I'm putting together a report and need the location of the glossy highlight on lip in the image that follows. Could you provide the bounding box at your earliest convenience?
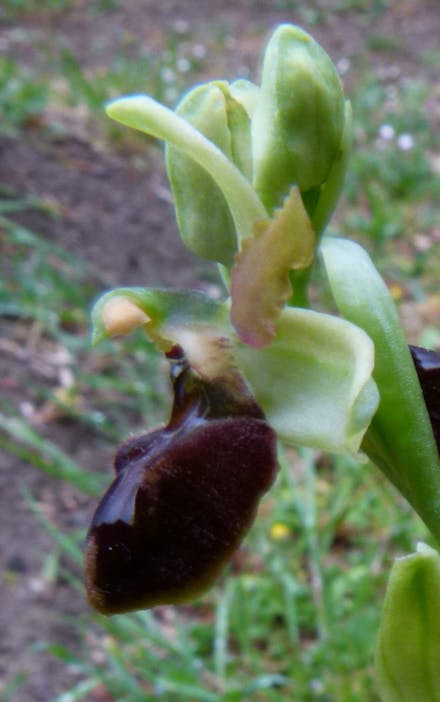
[85,345,278,615]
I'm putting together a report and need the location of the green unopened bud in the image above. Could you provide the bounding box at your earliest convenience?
[229,78,260,119]
[166,81,252,267]
[376,543,440,702]
[252,24,346,212]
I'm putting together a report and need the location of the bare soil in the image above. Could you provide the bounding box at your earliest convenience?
[1,0,439,699]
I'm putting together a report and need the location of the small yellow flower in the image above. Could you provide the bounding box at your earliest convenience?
[389,283,403,301]
[270,522,290,541]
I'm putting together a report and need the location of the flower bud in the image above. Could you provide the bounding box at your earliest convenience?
[375,543,440,702]
[252,24,346,212]
[229,79,260,119]
[85,344,278,614]
[166,81,252,266]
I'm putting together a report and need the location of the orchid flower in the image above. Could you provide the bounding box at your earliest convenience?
[85,31,440,689]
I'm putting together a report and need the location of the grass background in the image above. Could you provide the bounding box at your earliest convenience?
[0,0,439,700]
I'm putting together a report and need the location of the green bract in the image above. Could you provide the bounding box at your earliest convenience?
[376,543,440,702]
[322,237,440,543]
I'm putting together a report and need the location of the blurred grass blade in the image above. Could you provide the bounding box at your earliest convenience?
[98,638,146,696]
[24,491,84,565]
[214,580,233,683]
[321,236,440,543]
[0,412,106,495]
[0,673,26,702]
[242,674,289,694]
[279,572,300,646]
[60,48,104,110]
[52,678,102,702]
[155,680,218,701]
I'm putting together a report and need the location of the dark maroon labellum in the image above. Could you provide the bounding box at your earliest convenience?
[410,345,440,453]
[85,345,278,614]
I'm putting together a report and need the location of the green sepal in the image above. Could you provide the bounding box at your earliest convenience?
[376,543,440,702]
[321,237,440,543]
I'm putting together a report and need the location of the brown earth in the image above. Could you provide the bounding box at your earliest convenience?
[1,1,439,700]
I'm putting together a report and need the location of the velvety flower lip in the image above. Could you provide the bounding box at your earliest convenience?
[85,344,278,615]
[410,345,440,453]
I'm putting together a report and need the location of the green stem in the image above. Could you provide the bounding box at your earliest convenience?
[288,268,311,308]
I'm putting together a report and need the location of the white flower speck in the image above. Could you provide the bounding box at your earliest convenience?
[397,133,415,151]
[165,87,178,103]
[176,57,191,73]
[378,124,395,141]
[192,43,207,60]
[336,57,350,75]
[161,67,175,83]
[172,19,190,34]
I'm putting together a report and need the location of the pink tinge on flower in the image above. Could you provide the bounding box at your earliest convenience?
[230,186,315,348]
